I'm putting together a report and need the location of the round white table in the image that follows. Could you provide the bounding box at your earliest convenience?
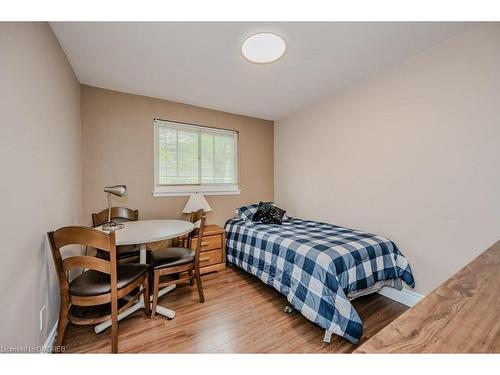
[94,219,195,334]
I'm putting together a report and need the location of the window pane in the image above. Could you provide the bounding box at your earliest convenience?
[156,120,237,187]
[158,127,178,184]
[201,131,235,184]
[201,133,215,183]
[158,126,199,185]
[176,130,198,184]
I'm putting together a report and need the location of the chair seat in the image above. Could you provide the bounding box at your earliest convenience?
[69,264,149,297]
[150,247,195,270]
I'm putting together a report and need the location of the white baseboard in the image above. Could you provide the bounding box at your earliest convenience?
[41,320,58,353]
[378,287,424,307]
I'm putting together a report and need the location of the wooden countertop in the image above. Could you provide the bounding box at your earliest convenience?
[355,240,500,353]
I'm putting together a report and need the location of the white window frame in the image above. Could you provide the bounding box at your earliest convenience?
[153,119,240,197]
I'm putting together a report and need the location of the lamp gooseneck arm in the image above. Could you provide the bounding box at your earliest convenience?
[107,193,112,224]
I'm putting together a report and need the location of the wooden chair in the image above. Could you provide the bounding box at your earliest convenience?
[92,207,141,263]
[47,226,150,353]
[150,209,206,318]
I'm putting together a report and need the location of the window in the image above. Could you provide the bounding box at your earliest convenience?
[153,119,239,196]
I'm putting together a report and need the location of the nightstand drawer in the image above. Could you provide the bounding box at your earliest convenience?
[192,234,222,251]
[199,249,222,267]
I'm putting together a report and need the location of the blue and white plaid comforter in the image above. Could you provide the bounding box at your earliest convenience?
[225,217,415,344]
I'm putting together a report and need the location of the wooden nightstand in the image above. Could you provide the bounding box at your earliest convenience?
[184,224,226,275]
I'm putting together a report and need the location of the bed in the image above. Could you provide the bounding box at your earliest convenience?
[225,207,415,344]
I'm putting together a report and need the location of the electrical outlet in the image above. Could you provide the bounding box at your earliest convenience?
[39,305,46,331]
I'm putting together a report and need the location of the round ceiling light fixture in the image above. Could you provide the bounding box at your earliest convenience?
[241,32,286,64]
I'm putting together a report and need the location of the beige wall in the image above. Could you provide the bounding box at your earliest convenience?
[275,24,500,295]
[81,86,274,227]
[0,23,81,347]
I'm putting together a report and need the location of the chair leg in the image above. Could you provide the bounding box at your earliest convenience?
[111,297,118,353]
[143,275,151,317]
[151,271,160,318]
[54,294,69,352]
[195,269,205,303]
[188,270,194,286]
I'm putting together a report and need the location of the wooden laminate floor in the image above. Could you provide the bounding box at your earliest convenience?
[63,267,408,353]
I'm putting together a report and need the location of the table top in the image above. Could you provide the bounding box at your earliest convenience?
[354,240,500,353]
[102,219,195,245]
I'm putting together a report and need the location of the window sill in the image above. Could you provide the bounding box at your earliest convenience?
[152,187,241,197]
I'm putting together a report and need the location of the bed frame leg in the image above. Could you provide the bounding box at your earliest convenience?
[283,305,295,314]
[323,330,332,343]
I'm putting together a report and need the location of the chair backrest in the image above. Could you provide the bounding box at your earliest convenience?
[47,226,117,295]
[188,209,206,238]
[187,209,206,260]
[92,207,139,227]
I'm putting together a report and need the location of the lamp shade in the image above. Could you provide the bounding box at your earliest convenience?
[182,193,212,213]
[104,185,127,197]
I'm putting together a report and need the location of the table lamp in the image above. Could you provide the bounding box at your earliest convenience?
[102,184,127,231]
[182,193,212,214]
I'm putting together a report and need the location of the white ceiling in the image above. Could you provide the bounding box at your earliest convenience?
[51,22,473,120]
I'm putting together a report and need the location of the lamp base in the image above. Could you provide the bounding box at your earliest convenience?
[102,222,124,232]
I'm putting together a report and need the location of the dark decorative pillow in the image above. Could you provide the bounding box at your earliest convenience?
[251,201,270,222]
[252,201,286,225]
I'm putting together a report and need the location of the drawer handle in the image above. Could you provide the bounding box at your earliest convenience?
[201,241,210,247]
[199,256,210,262]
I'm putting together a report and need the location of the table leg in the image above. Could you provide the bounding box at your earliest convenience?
[94,243,176,334]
